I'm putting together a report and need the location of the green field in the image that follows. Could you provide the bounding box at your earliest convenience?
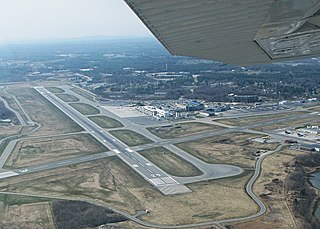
[45,87,65,94]
[69,103,100,115]
[56,94,79,103]
[88,116,123,129]
[139,147,202,177]
[0,194,50,207]
[71,88,96,101]
[109,129,153,147]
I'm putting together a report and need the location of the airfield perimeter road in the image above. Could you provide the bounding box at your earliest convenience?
[0,96,25,126]
[1,85,317,228]
[0,145,283,229]
[34,87,194,195]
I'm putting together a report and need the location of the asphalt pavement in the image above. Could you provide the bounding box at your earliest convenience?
[34,87,192,195]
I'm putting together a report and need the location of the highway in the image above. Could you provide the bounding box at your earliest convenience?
[34,87,192,195]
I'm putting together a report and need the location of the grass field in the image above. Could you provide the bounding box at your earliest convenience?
[233,149,305,229]
[255,115,320,131]
[308,105,320,112]
[0,200,55,229]
[139,147,203,177]
[88,115,123,129]
[176,132,278,169]
[110,129,153,147]
[69,103,100,115]
[71,88,96,101]
[0,126,22,140]
[0,100,20,125]
[1,95,28,123]
[7,87,83,136]
[215,111,307,127]
[45,87,65,94]
[5,134,108,169]
[147,122,223,139]
[0,158,257,225]
[0,194,50,207]
[56,94,79,103]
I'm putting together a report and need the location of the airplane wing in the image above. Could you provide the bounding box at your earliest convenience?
[124,0,320,65]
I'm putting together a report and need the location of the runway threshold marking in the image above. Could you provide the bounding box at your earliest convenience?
[0,171,19,179]
[126,148,134,153]
[113,149,121,154]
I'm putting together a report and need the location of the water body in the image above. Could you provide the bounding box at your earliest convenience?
[309,171,320,221]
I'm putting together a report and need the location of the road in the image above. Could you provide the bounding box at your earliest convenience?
[13,151,116,175]
[34,87,192,195]
[0,96,26,126]
[0,139,280,229]
[1,85,316,228]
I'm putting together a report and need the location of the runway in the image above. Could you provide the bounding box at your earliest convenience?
[34,87,192,195]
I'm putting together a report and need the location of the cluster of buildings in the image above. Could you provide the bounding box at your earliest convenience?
[228,94,261,103]
[297,126,320,135]
[140,100,230,119]
[279,98,318,105]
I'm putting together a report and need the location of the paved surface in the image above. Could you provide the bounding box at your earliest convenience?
[0,96,26,126]
[1,85,318,228]
[34,87,192,195]
[12,151,116,175]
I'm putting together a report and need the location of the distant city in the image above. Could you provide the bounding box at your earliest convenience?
[0,38,319,103]
[0,37,320,229]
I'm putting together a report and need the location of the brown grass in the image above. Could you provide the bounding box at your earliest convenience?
[0,158,257,226]
[139,147,203,177]
[255,115,320,131]
[109,129,153,147]
[0,202,54,229]
[7,87,83,136]
[5,134,108,169]
[148,122,223,139]
[177,132,278,169]
[0,126,22,139]
[232,149,305,229]
[216,111,306,127]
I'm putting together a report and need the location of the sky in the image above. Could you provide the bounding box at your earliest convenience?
[0,0,152,43]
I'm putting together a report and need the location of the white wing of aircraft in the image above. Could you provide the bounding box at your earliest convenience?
[124,0,320,65]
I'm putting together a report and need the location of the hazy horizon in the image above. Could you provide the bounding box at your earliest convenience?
[0,0,152,44]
